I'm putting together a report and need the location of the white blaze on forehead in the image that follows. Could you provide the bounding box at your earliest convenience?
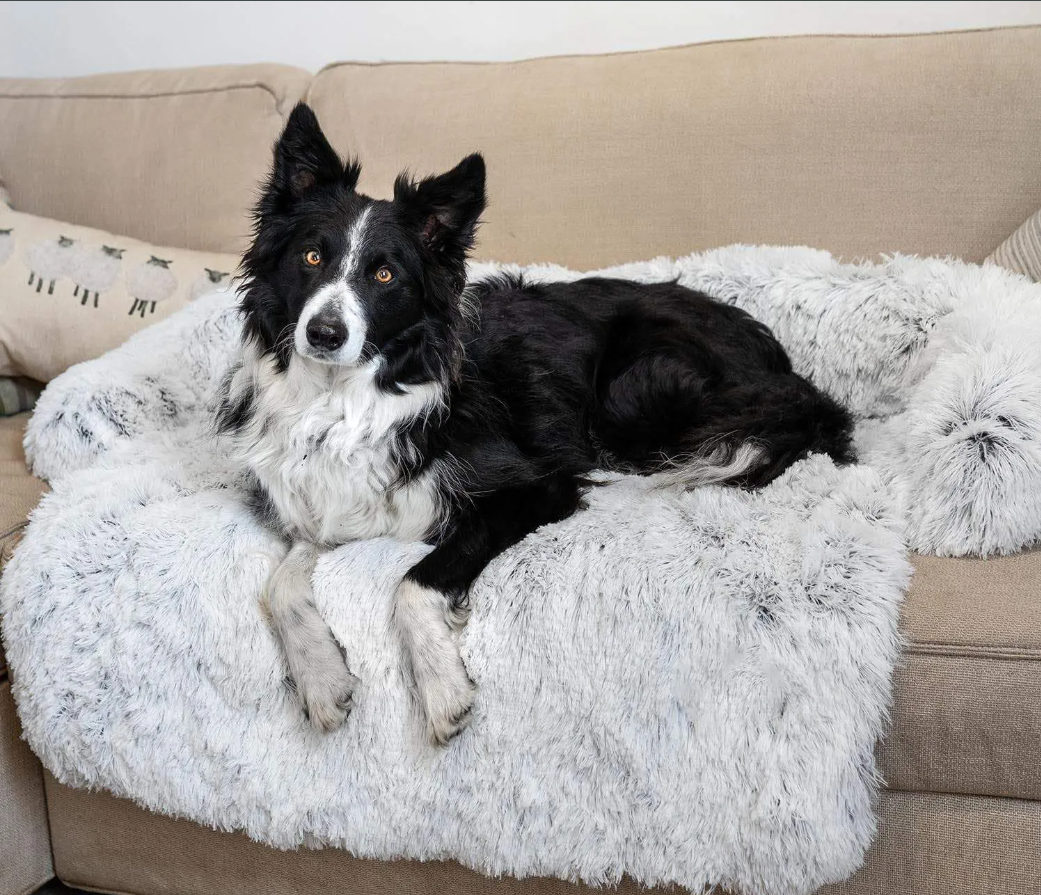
[294,207,373,365]
[340,206,373,278]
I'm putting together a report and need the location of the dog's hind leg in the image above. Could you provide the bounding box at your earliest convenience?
[394,474,583,746]
[267,541,359,732]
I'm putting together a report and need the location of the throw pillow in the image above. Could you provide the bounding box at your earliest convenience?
[987,208,1041,282]
[0,204,239,381]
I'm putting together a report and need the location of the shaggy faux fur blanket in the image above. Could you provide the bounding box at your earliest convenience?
[4,246,1039,894]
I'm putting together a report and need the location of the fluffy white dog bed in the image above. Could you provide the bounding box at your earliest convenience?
[4,246,1040,894]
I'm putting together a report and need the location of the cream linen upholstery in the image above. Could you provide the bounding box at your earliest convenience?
[0,416,50,895]
[1,416,52,895]
[41,779,1041,895]
[902,552,1041,655]
[308,28,1041,269]
[4,31,1039,268]
[0,65,310,255]
[0,414,47,679]
[875,553,1041,803]
[0,682,52,895]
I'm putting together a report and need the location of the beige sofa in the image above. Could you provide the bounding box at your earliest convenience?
[2,25,1041,895]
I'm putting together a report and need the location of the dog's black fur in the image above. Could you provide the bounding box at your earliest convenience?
[401,272,855,598]
[224,103,855,741]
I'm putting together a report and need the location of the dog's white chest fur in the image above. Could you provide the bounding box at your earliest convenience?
[229,345,443,545]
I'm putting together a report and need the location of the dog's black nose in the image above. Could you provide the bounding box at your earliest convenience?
[306,314,347,352]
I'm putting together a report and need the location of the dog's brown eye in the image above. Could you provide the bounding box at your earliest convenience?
[304,250,322,267]
[375,266,394,284]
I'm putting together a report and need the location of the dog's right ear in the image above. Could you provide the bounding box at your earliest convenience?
[269,103,360,205]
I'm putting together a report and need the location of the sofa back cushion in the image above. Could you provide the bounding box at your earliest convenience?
[309,27,1041,268]
[0,64,310,255]
[2,28,1039,269]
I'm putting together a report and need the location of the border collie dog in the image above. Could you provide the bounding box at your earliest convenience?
[219,104,855,745]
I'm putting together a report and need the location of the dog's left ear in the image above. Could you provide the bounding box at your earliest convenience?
[394,154,486,254]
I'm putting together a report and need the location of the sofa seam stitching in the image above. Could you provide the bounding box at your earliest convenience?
[312,23,1040,75]
[906,643,1041,661]
[0,82,288,104]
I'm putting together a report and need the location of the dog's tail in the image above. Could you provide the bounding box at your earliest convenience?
[658,374,856,490]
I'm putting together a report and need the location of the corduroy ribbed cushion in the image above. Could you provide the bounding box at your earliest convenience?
[988,208,1041,282]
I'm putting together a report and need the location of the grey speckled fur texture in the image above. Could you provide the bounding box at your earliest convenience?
[5,244,1036,893]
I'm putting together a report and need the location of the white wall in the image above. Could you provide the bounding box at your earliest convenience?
[1,0,1040,78]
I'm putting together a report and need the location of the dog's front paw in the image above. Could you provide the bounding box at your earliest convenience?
[298,662,360,732]
[420,658,476,746]
[286,642,360,733]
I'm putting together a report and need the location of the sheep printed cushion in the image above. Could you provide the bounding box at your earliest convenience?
[0,203,238,381]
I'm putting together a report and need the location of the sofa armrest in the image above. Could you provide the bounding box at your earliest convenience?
[0,411,50,680]
[0,410,55,894]
[1,676,53,895]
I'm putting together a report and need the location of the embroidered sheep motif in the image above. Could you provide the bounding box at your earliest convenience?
[189,267,233,302]
[0,228,13,267]
[127,256,177,317]
[70,244,125,308]
[26,235,76,294]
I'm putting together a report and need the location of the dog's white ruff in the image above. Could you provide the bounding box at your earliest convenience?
[5,245,1039,894]
[225,342,444,544]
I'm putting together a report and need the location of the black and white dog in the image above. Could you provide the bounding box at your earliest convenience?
[219,104,855,745]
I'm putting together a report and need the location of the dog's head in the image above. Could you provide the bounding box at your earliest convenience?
[241,103,485,383]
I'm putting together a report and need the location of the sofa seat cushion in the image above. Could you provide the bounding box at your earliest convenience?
[0,413,46,678]
[880,550,1041,800]
[39,777,1041,895]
